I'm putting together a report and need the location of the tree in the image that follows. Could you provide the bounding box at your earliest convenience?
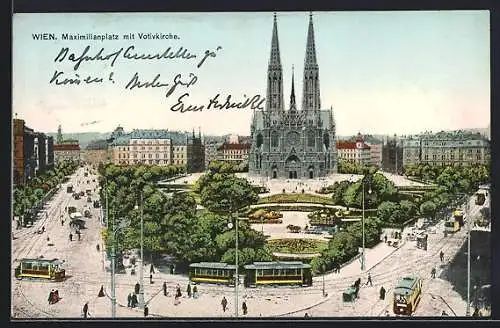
[377,201,400,223]
[420,201,437,219]
[200,174,258,215]
[399,200,418,219]
[331,181,351,206]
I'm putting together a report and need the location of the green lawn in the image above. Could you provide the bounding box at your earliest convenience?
[266,239,328,254]
[258,193,334,205]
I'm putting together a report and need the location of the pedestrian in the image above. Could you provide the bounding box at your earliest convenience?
[150,263,155,274]
[385,310,390,316]
[82,302,90,318]
[163,281,167,296]
[42,226,45,233]
[69,233,73,241]
[193,285,198,299]
[440,251,444,262]
[144,305,149,317]
[53,290,60,303]
[221,296,227,312]
[384,235,387,243]
[187,283,192,298]
[135,282,140,294]
[304,312,309,318]
[472,308,480,317]
[379,286,386,300]
[132,294,138,308]
[242,301,248,315]
[96,244,100,252]
[176,285,182,298]
[48,290,54,305]
[441,310,448,316]
[77,232,81,241]
[336,263,341,274]
[431,267,436,279]
[127,293,132,307]
[98,285,105,297]
[367,273,373,287]
[150,273,153,284]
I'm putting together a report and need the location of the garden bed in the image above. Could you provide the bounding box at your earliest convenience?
[266,238,328,254]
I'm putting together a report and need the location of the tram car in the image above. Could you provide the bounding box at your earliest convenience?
[244,261,312,287]
[189,262,237,285]
[188,261,313,287]
[14,258,66,281]
[392,276,422,316]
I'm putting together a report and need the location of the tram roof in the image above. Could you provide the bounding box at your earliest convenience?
[244,261,311,270]
[394,276,419,294]
[189,262,237,269]
[19,258,63,264]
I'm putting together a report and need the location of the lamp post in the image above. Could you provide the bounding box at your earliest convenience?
[134,192,145,309]
[110,214,130,318]
[228,216,246,318]
[466,197,471,316]
[361,176,372,271]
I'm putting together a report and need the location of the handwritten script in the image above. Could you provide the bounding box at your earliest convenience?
[49,43,265,111]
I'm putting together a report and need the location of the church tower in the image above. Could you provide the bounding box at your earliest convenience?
[289,66,297,111]
[302,12,321,111]
[56,124,63,144]
[266,13,284,112]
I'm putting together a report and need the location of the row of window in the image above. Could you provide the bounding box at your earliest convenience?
[117,159,185,165]
[131,139,170,145]
[423,154,484,160]
[191,268,303,277]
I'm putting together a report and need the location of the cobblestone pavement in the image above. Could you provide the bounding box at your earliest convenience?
[12,169,483,319]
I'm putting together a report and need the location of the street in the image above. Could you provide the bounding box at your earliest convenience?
[11,170,487,318]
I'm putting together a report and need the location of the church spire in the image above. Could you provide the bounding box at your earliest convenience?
[266,12,284,111]
[302,12,321,111]
[290,65,297,110]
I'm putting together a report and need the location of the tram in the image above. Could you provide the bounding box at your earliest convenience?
[14,258,66,281]
[188,261,313,287]
[244,261,312,287]
[392,276,422,315]
[188,262,237,285]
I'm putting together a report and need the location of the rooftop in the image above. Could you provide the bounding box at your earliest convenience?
[336,140,371,150]
[54,144,80,151]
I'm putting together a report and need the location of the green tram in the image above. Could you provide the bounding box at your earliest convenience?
[392,276,423,316]
[244,261,312,287]
[189,262,237,285]
[14,258,66,282]
[188,261,312,287]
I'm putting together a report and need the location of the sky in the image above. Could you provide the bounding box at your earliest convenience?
[12,11,490,136]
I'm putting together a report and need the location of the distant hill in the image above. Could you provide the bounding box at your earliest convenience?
[47,132,109,149]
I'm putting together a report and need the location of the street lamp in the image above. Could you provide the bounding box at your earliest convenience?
[134,192,145,309]
[110,213,129,318]
[466,198,471,316]
[227,216,247,318]
[361,176,372,271]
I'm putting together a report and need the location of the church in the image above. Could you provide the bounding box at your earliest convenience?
[249,13,338,179]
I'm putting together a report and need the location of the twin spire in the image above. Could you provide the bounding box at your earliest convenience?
[266,12,321,112]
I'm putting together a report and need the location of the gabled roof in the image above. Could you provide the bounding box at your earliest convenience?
[336,141,370,150]
[218,143,251,151]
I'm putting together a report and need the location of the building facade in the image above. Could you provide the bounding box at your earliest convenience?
[217,142,251,165]
[366,142,383,167]
[382,135,403,174]
[336,133,372,165]
[204,141,222,168]
[402,131,491,167]
[54,144,81,163]
[83,139,109,167]
[108,127,205,172]
[13,119,54,186]
[249,13,337,179]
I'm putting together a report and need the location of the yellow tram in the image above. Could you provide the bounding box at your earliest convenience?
[392,276,422,315]
[14,258,66,282]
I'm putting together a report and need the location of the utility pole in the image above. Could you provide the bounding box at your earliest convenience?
[466,198,471,316]
[110,209,116,318]
[235,214,239,318]
[361,180,366,271]
[138,191,145,309]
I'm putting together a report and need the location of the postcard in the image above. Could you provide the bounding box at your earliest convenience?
[12,11,490,319]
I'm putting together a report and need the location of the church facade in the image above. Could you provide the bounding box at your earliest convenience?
[249,13,338,179]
